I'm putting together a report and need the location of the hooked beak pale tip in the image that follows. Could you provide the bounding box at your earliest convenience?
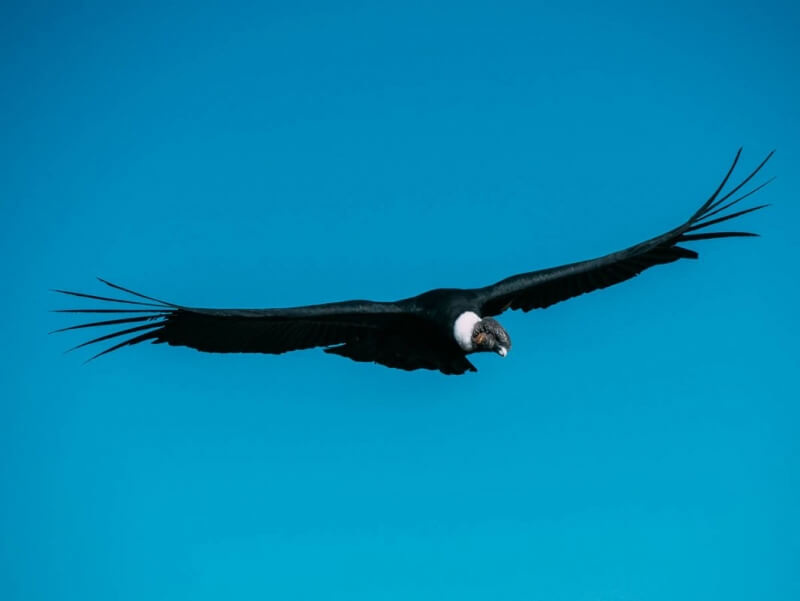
[497,346,508,357]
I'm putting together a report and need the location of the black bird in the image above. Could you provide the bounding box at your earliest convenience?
[53,149,773,375]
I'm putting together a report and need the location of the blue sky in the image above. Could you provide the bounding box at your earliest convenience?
[2,1,799,599]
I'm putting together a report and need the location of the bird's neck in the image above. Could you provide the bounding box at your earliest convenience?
[453,311,481,351]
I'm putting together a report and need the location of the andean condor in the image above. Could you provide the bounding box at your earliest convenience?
[53,149,774,375]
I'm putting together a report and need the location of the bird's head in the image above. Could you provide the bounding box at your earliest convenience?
[472,317,512,357]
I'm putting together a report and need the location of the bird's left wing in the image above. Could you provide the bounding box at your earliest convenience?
[475,149,773,316]
[53,279,475,374]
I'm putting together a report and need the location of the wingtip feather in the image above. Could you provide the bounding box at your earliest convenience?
[97,278,177,307]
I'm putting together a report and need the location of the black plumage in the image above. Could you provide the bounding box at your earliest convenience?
[53,149,774,375]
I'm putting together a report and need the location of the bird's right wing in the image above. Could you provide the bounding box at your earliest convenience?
[53,279,476,374]
[475,149,773,316]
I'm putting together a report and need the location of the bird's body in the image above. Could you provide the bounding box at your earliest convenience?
[54,149,774,375]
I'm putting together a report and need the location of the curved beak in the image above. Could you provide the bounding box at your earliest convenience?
[496,346,508,357]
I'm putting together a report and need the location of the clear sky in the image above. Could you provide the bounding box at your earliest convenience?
[2,1,798,599]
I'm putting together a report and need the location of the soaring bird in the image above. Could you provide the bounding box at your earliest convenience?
[53,149,773,375]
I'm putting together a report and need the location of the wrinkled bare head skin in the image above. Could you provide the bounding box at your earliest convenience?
[471,317,512,356]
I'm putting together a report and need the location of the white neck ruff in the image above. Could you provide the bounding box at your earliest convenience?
[453,311,481,351]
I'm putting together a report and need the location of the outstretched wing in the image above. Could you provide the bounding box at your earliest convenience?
[52,279,476,375]
[476,149,774,316]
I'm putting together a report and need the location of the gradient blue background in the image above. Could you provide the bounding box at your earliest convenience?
[2,1,798,599]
